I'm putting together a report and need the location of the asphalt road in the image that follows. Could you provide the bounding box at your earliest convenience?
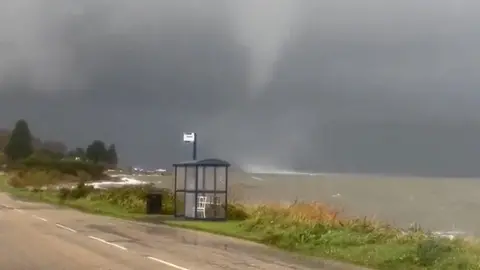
[0,193,365,270]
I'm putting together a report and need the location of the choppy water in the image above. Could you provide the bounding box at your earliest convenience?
[135,172,479,237]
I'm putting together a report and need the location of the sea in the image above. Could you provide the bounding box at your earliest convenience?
[123,171,479,238]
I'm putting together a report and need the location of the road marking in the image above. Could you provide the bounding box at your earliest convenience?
[32,215,48,222]
[88,236,128,251]
[14,209,24,213]
[55,223,77,233]
[147,256,190,270]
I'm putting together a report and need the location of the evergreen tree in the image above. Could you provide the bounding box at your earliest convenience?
[85,140,107,164]
[106,144,118,167]
[67,147,86,161]
[4,119,34,161]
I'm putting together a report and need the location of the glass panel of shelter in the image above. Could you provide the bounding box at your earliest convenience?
[195,192,226,219]
[197,166,205,190]
[204,166,215,190]
[213,193,227,219]
[175,166,185,190]
[186,166,196,191]
[175,191,185,217]
[184,166,196,218]
[215,166,227,192]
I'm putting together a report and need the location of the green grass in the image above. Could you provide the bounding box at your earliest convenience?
[2,174,480,270]
[0,178,147,219]
[165,220,266,241]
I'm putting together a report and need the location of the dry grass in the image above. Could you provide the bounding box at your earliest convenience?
[226,200,480,269]
[268,201,339,222]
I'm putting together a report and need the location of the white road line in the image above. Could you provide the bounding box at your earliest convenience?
[55,223,77,233]
[14,209,24,213]
[88,236,128,251]
[147,256,190,270]
[32,215,48,222]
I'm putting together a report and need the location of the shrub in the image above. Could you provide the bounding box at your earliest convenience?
[69,181,94,199]
[415,238,455,267]
[58,187,70,202]
[156,188,175,215]
[7,175,24,188]
[21,157,105,179]
[238,201,406,250]
[233,201,480,269]
[85,186,153,213]
[10,169,78,188]
[227,203,249,220]
[76,170,92,182]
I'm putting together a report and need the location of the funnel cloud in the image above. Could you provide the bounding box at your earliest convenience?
[229,0,299,97]
[0,1,480,177]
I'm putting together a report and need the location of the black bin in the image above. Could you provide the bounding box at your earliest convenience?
[146,192,162,214]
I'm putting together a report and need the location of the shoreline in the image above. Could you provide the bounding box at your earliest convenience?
[113,171,480,238]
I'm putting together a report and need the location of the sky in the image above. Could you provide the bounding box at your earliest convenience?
[1,1,480,176]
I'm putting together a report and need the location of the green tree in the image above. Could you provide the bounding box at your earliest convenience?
[106,144,118,167]
[86,140,107,164]
[67,147,86,161]
[4,119,34,161]
[0,152,5,165]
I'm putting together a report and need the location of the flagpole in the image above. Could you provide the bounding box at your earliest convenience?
[192,133,197,160]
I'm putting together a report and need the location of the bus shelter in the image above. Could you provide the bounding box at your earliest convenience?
[173,158,230,221]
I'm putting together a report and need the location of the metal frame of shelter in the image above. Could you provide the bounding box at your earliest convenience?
[173,158,230,221]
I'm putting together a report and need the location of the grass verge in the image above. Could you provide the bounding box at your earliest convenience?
[1,174,480,270]
[0,177,146,219]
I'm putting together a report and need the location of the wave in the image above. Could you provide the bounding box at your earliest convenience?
[242,164,320,176]
[86,177,149,189]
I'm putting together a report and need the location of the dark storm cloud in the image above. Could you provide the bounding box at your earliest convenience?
[1,1,480,176]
